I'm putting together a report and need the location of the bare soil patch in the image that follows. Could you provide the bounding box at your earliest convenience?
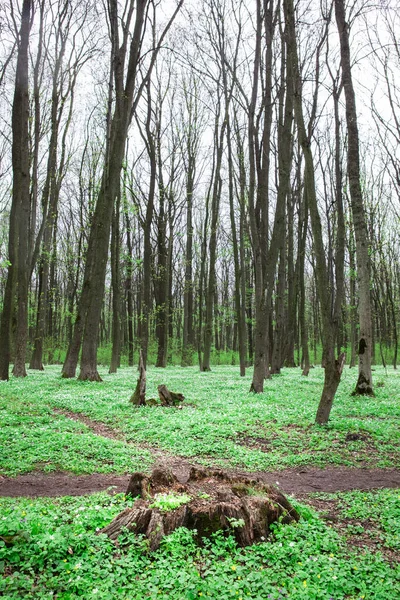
[1,465,399,498]
[1,408,399,498]
[0,472,130,498]
[52,408,125,440]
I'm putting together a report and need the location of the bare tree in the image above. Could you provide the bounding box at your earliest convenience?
[62,0,183,380]
[284,0,346,423]
[334,0,374,395]
[30,0,96,370]
[0,0,32,380]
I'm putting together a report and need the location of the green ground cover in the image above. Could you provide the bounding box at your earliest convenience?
[0,490,399,599]
[0,393,153,477]
[1,365,399,598]
[1,365,399,475]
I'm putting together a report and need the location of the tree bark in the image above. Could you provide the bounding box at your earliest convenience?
[155,110,169,368]
[201,103,226,372]
[181,79,198,367]
[130,350,146,406]
[334,0,374,396]
[124,195,135,367]
[0,0,32,380]
[109,194,122,374]
[284,0,344,423]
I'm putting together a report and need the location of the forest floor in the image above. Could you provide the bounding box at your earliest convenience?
[1,365,399,598]
[1,404,399,567]
[1,405,399,498]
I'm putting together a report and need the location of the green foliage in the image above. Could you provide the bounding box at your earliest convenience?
[1,492,399,599]
[0,392,153,476]
[0,366,399,597]
[150,492,191,512]
[1,365,399,477]
[332,489,400,551]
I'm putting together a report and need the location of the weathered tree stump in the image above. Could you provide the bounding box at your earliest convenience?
[157,384,185,406]
[100,467,299,550]
[130,351,146,406]
[129,354,184,407]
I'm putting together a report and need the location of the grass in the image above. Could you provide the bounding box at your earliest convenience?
[1,365,399,476]
[0,364,399,598]
[309,489,400,556]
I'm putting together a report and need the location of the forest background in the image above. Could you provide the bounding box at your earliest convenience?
[0,0,399,421]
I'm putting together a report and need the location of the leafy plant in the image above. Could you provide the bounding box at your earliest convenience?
[150,492,191,512]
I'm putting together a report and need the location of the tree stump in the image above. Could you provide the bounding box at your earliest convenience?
[129,355,184,407]
[130,351,146,406]
[100,467,299,550]
[157,384,185,406]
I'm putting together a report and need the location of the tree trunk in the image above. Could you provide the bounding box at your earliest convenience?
[298,188,310,376]
[285,192,297,367]
[201,105,226,372]
[155,120,169,369]
[124,197,135,367]
[334,0,374,396]
[271,245,286,374]
[348,225,357,368]
[130,350,146,406]
[109,194,122,374]
[284,0,344,423]
[228,116,246,376]
[248,0,268,392]
[181,80,198,367]
[140,84,157,370]
[0,0,32,380]
[315,352,346,424]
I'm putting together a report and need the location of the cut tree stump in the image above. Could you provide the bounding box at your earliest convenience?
[100,467,299,550]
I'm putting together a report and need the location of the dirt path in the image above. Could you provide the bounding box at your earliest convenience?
[1,465,400,498]
[1,408,399,498]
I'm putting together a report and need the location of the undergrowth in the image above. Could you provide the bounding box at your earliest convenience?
[0,490,399,599]
[0,366,399,597]
[1,365,398,476]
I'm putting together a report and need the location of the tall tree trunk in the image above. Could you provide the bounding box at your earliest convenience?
[155,116,169,368]
[332,93,346,356]
[124,196,135,367]
[181,79,198,367]
[285,0,344,423]
[201,105,226,372]
[334,0,374,396]
[140,84,157,370]
[181,174,195,366]
[109,193,122,373]
[228,117,246,376]
[348,224,357,367]
[298,185,310,376]
[271,244,286,374]
[248,0,268,392]
[285,192,297,367]
[30,65,62,369]
[0,0,32,380]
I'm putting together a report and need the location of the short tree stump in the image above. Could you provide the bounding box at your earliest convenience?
[100,467,299,550]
